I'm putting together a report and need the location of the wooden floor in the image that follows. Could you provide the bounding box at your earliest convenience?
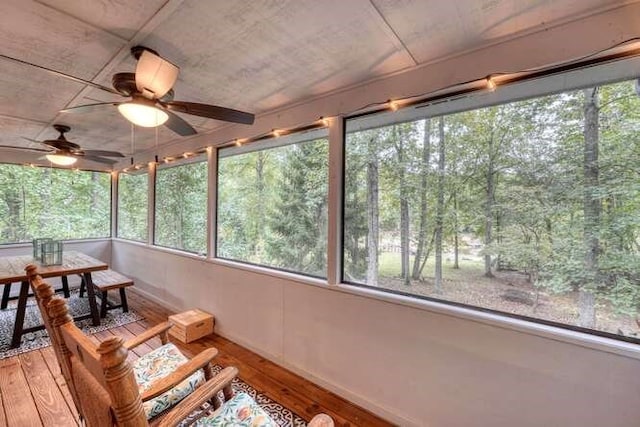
[0,289,393,426]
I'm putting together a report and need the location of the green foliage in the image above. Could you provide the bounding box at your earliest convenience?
[117,171,148,242]
[155,160,207,254]
[217,138,329,277]
[344,78,640,326]
[0,165,110,242]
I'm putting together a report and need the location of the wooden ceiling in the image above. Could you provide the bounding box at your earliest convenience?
[0,0,629,169]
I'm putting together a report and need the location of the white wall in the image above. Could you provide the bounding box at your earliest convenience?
[112,240,640,427]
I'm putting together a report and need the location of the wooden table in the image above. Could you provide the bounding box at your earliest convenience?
[0,251,107,348]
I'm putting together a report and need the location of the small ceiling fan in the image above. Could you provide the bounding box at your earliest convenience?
[0,124,125,166]
[59,46,255,136]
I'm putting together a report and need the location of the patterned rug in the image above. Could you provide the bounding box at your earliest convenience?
[0,290,143,359]
[181,364,307,427]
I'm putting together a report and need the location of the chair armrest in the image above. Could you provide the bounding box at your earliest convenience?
[124,322,173,350]
[156,366,238,427]
[308,414,335,427]
[140,347,219,401]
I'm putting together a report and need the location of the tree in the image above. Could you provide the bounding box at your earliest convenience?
[580,87,600,328]
[434,116,446,292]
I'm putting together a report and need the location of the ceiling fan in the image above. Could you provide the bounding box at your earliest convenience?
[59,46,255,136]
[0,124,125,166]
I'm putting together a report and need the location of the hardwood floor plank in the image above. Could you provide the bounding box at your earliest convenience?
[19,351,76,426]
[40,347,79,422]
[0,358,43,427]
[0,376,7,427]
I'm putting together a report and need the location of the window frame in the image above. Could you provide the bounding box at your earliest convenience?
[0,163,113,244]
[153,156,208,255]
[340,56,640,345]
[215,128,330,279]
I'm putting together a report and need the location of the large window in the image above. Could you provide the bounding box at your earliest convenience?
[0,164,110,243]
[217,132,329,277]
[117,171,148,242]
[155,159,207,254]
[344,75,640,340]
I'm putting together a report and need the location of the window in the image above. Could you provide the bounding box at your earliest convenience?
[117,171,148,242]
[155,159,207,254]
[217,131,329,277]
[344,68,640,341]
[0,164,111,243]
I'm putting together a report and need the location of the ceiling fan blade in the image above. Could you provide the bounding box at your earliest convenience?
[78,154,117,165]
[60,102,120,114]
[160,107,197,136]
[135,50,179,99]
[163,101,255,125]
[43,140,80,151]
[0,54,122,96]
[80,149,125,158]
[0,145,51,153]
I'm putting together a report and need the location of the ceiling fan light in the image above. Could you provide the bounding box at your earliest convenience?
[117,102,169,127]
[46,154,77,166]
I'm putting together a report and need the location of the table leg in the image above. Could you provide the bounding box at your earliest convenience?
[10,281,30,348]
[82,273,100,326]
[61,275,70,298]
[1,283,12,309]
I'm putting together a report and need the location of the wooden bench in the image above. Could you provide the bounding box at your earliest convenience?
[79,269,134,317]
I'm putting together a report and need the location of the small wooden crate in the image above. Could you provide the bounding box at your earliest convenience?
[168,309,214,343]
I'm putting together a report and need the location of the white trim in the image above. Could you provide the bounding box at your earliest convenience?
[147,162,156,246]
[326,117,344,285]
[207,147,216,259]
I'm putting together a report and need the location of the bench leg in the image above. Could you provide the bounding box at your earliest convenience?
[61,275,70,298]
[119,288,129,313]
[1,283,12,309]
[100,291,108,318]
[10,281,29,348]
[79,276,85,298]
[83,273,100,326]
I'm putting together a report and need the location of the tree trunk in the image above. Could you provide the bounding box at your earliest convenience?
[396,126,411,286]
[453,193,459,269]
[580,87,600,328]
[412,119,431,280]
[484,141,495,278]
[366,136,379,285]
[434,117,445,292]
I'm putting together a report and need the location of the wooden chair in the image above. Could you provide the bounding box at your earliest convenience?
[26,265,334,427]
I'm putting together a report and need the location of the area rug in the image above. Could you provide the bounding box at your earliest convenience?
[0,290,143,359]
[179,364,308,427]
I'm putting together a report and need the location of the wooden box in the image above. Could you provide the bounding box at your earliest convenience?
[168,309,214,343]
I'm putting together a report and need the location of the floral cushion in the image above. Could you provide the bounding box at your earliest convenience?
[194,392,277,427]
[133,342,206,419]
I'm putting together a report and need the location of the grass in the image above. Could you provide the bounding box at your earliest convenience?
[378,252,485,281]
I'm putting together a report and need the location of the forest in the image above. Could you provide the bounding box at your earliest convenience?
[2,77,639,339]
[343,79,640,337]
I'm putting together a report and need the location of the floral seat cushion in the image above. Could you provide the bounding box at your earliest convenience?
[133,342,206,419]
[194,392,278,427]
